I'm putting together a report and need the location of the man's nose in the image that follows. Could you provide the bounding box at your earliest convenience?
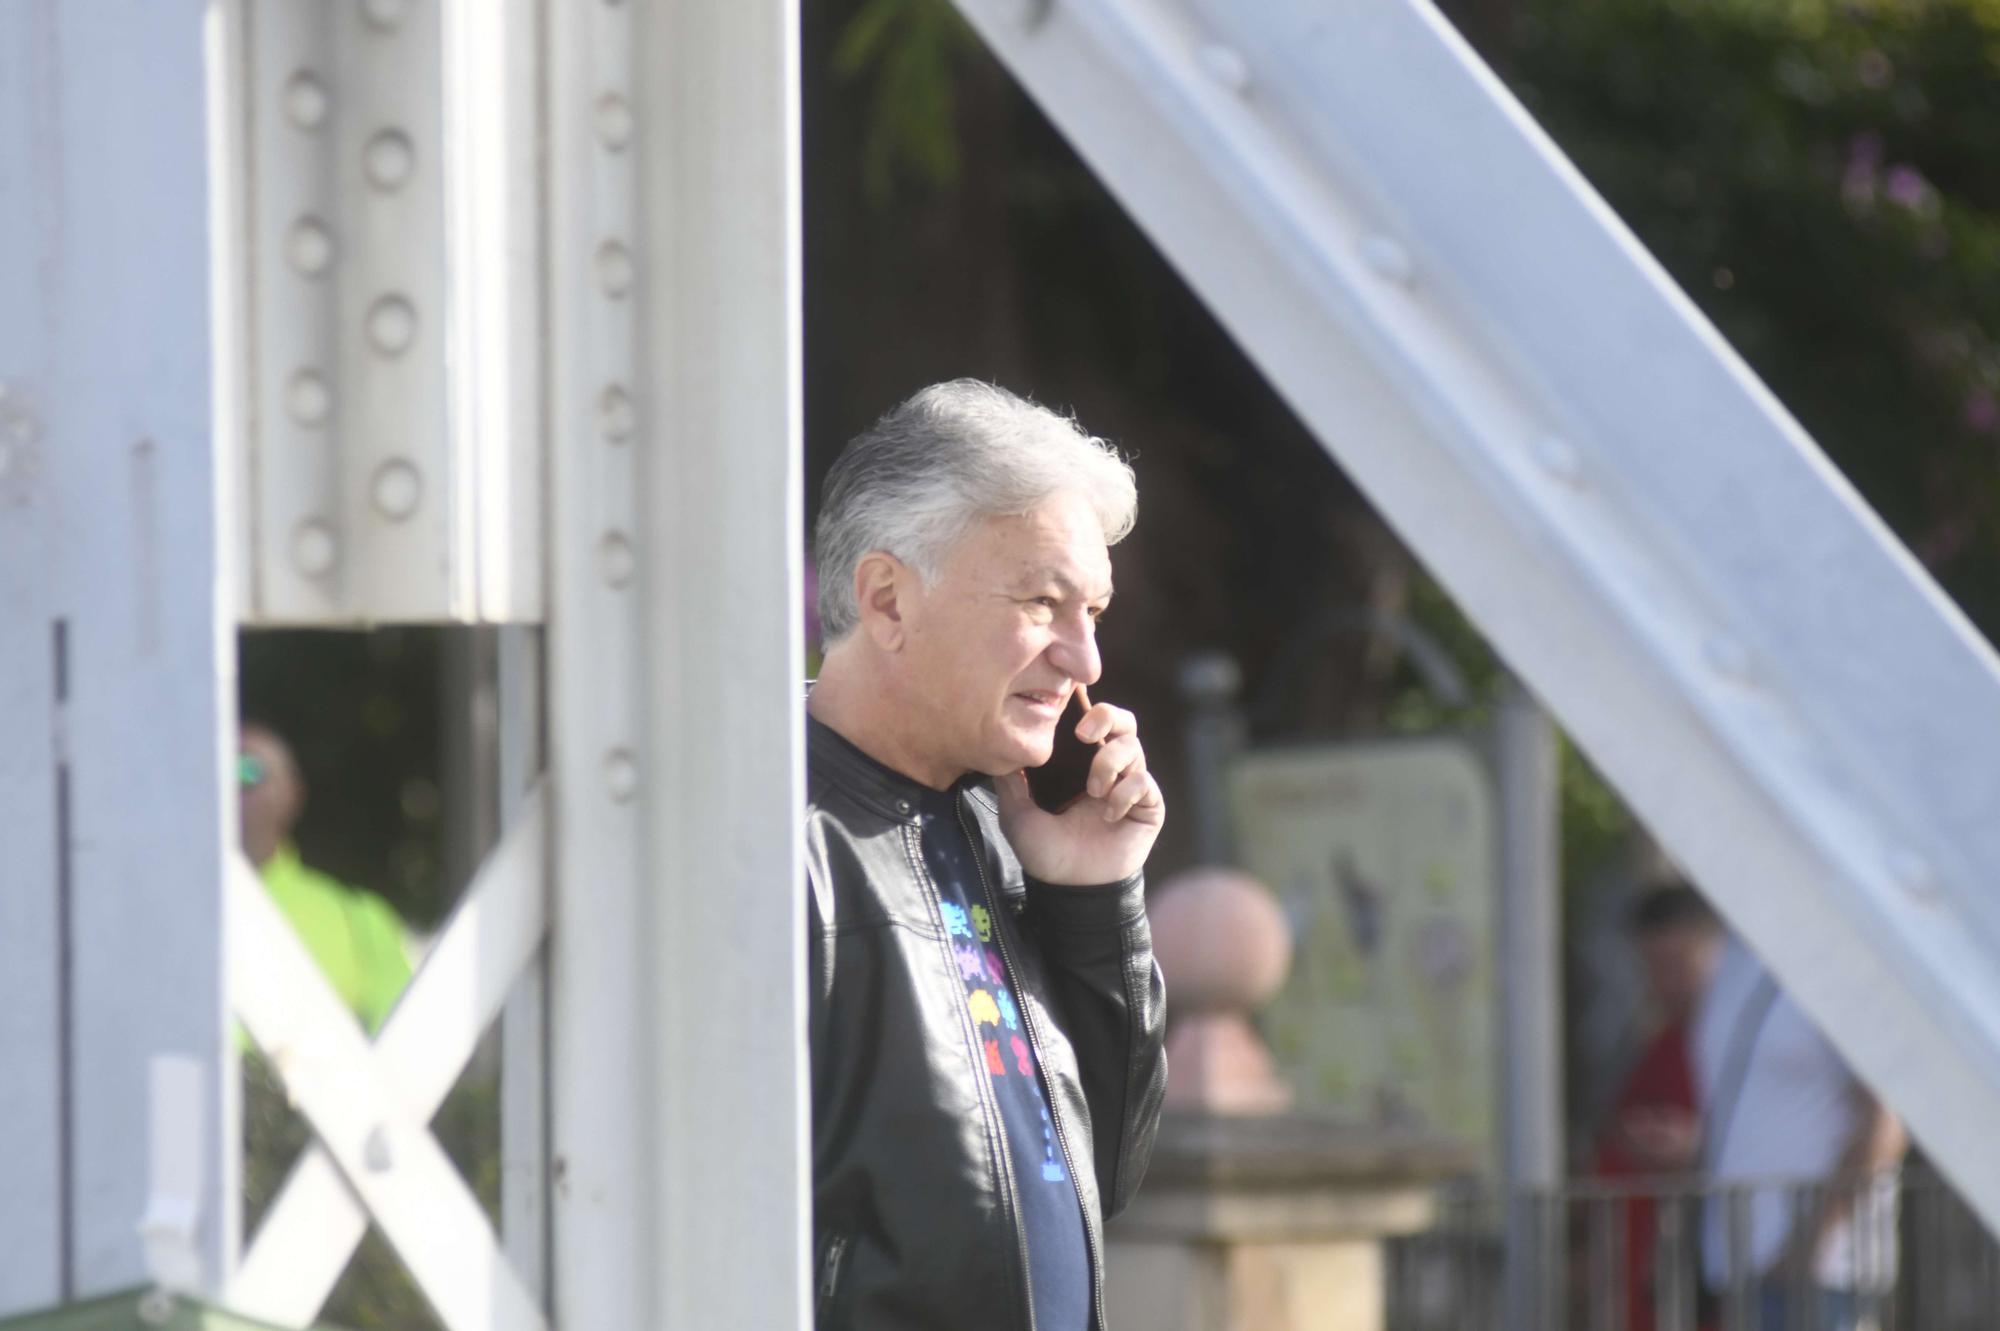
[1048,614,1102,687]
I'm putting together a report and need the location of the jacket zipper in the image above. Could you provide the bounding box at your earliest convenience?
[910,818,1039,1331]
[958,803,1106,1331]
[816,1231,849,1322]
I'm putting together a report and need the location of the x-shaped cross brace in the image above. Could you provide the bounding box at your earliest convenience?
[225,783,549,1331]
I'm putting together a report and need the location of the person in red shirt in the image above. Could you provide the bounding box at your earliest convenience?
[1592,880,1724,1331]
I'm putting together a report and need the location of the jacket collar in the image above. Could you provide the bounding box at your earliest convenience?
[807,712,938,824]
[807,712,998,825]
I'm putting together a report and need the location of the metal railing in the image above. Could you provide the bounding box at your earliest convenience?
[1388,1160,1997,1331]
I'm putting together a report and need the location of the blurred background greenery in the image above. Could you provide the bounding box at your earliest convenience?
[239,0,1998,1319]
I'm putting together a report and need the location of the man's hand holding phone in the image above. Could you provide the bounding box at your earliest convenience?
[996,684,1165,886]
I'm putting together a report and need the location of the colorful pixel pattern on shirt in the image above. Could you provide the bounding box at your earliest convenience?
[918,786,1090,1330]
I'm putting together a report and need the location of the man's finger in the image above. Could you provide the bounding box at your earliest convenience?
[1102,771,1163,823]
[1077,701,1136,745]
[1086,736,1145,799]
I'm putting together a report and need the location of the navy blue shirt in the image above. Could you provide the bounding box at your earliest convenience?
[918,783,1092,1330]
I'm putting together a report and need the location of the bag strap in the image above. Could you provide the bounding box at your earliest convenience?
[1701,971,1779,1171]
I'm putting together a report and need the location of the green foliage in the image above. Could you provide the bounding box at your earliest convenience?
[831,0,978,202]
[1492,0,2000,631]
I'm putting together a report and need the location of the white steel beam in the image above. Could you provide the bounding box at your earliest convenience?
[226,0,540,624]
[546,0,808,1323]
[633,0,810,1318]
[545,0,650,1321]
[952,0,2000,1228]
[0,0,237,1309]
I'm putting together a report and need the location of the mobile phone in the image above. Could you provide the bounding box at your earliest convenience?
[1026,688,1097,813]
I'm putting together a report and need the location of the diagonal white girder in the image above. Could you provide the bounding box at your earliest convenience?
[228,781,547,1327]
[225,787,548,1331]
[951,0,2000,1228]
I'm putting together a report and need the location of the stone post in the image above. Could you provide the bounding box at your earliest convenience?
[1112,869,1470,1330]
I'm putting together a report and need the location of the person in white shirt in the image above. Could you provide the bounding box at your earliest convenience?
[1692,937,1906,1329]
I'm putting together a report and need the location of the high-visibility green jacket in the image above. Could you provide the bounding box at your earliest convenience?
[260,844,413,1035]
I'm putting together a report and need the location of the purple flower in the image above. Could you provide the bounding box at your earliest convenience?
[1885,164,1935,213]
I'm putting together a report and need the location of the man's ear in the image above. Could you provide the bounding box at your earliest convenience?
[853,551,911,651]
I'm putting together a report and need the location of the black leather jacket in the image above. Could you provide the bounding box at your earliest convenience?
[805,718,1169,1330]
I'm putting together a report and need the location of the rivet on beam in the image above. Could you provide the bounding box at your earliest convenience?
[604,748,639,803]
[1197,44,1251,96]
[366,295,418,357]
[284,72,330,131]
[291,519,338,577]
[361,0,408,31]
[597,240,635,299]
[371,459,422,522]
[993,0,1052,30]
[1531,434,1585,487]
[595,93,634,152]
[363,130,415,192]
[1890,849,1943,905]
[0,384,39,444]
[1359,234,1416,288]
[598,384,636,442]
[287,370,332,426]
[600,531,636,589]
[286,218,334,277]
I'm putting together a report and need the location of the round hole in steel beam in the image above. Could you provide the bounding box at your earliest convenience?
[366,295,418,357]
[363,129,415,191]
[284,72,330,130]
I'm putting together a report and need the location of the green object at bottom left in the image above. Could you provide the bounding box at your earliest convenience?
[0,1290,348,1331]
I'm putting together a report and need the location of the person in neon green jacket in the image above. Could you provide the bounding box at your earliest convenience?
[240,723,414,1036]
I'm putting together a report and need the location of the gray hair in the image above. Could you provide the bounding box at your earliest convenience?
[813,380,1137,643]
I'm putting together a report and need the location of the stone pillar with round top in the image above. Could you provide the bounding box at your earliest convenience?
[1106,867,1470,1331]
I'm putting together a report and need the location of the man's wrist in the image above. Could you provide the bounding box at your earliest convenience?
[1024,871,1147,928]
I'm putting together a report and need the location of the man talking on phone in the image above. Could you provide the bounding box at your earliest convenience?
[804,380,1169,1330]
